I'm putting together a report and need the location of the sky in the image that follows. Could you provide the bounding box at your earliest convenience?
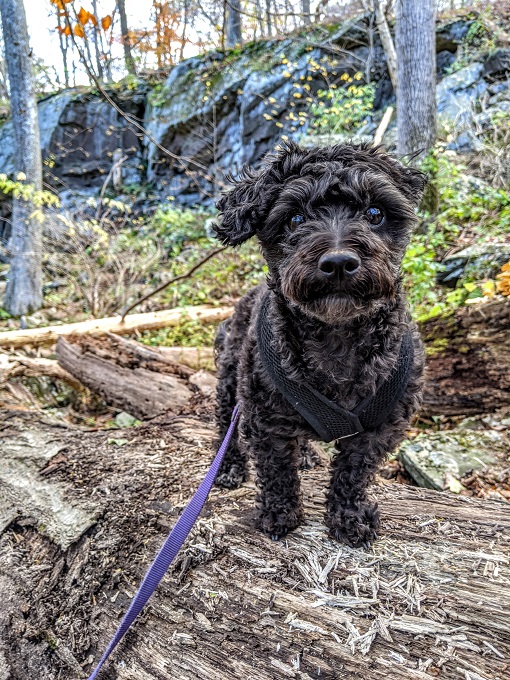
[25,0,157,85]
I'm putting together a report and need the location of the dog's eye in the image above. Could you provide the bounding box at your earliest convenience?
[290,214,305,227]
[365,206,384,226]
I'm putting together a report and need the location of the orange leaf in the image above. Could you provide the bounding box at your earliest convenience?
[74,23,85,37]
[101,15,112,30]
[77,7,89,25]
[89,13,98,26]
[64,24,72,36]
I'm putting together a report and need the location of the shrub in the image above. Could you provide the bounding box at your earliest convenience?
[403,147,510,322]
[308,75,375,135]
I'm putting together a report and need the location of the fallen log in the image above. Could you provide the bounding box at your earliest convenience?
[157,345,215,371]
[421,296,510,416]
[56,333,195,419]
[0,411,508,679]
[0,304,234,349]
[0,352,84,391]
[6,296,508,419]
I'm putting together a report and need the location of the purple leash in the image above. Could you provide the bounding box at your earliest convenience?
[88,405,240,680]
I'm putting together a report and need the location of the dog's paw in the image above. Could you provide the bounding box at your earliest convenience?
[299,443,323,470]
[326,502,380,549]
[256,507,303,540]
[215,464,246,489]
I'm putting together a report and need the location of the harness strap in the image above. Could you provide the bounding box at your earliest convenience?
[87,405,240,679]
[256,293,414,442]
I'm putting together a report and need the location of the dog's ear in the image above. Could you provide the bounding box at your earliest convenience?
[399,165,428,205]
[214,168,263,246]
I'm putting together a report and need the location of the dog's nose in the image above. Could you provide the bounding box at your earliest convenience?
[318,251,361,278]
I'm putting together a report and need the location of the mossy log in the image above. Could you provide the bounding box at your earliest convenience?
[420,297,510,416]
[0,411,509,680]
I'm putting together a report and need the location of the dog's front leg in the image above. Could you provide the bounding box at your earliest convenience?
[245,416,304,540]
[326,432,385,548]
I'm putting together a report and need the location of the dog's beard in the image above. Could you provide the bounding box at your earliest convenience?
[279,258,398,324]
[298,293,392,324]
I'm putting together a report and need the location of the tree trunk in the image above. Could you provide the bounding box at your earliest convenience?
[265,0,272,36]
[420,297,510,417]
[0,0,43,317]
[180,0,189,61]
[226,0,242,47]
[56,333,194,419]
[91,0,104,80]
[374,0,397,92]
[302,0,311,24]
[0,411,509,679]
[255,0,264,37]
[395,0,436,161]
[56,9,70,88]
[117,0,136,74]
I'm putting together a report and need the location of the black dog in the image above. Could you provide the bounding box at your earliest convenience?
[213,142,425,548]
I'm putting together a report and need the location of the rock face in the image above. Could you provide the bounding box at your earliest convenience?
[0,85,146,194]
[0,14,506,213]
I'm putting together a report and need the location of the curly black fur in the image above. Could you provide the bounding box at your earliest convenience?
[213,142,426,548]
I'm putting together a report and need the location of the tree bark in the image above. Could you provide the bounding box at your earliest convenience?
[395,0,436,161]
[226,0,242,48]
[373,0,397,92]
[0,412,509,679]
[0,0,43,316]
[420,297,510,417]
[117,0,136,74]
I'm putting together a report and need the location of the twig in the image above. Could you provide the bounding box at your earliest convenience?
[120,246,227,320]
[373,105,394,147]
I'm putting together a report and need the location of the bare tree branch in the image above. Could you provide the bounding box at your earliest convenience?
[120,246,227,320]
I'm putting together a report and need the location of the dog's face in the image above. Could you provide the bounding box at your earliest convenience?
[215,143,426,323]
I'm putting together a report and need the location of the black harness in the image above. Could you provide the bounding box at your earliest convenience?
[256,293,414,442]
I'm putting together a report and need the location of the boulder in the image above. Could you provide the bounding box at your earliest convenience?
[437,242,510,288]
[436,62,487,123]
[143,37,369,204]
[483,48,510,78]
[0,85,147,194]
[436,63,490,153]
[398,429,507,491]
[436,18,474,52]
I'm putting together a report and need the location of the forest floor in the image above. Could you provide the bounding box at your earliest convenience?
[0,387,509,679]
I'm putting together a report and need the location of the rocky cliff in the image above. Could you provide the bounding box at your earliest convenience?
[0,14,509,215]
